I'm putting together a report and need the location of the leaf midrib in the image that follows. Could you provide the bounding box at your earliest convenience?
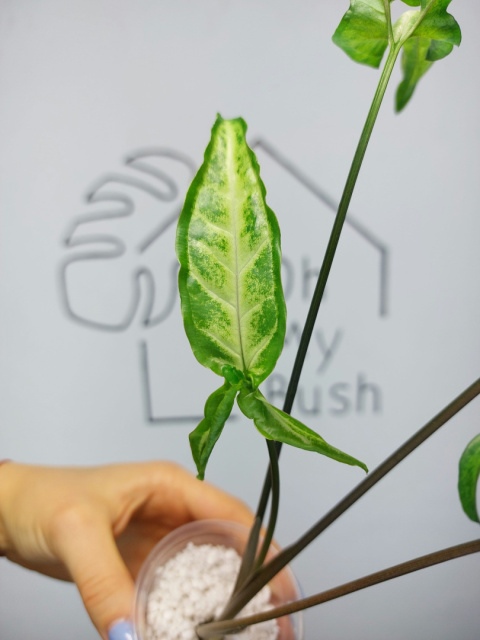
[227,131,247,374]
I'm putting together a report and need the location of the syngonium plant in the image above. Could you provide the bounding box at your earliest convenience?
[171,1,480,636]
[176,114,368,481]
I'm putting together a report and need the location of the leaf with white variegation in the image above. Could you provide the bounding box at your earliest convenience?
[178,115,367,479]
[176,115,286,390]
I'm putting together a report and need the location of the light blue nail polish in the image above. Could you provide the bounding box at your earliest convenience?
[108,619,134,640]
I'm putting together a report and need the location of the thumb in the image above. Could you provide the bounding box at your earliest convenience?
[54,510,134,639]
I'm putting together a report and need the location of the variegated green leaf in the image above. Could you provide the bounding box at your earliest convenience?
[458,433,480,523]
[176,115,286,389]
[237,388,368,473]
[189,380,239,480]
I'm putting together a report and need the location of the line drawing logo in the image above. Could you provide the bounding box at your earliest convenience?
[58,138,390,425]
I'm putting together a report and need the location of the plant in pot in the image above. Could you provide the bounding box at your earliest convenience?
[133,1,480,639]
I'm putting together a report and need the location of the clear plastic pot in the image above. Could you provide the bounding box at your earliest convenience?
[133,519,303,640]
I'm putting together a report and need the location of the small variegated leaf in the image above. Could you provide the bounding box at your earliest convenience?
[189,381,239,480]
[176,115,286,389]
[458,433,480,523]
[237,388,368,473]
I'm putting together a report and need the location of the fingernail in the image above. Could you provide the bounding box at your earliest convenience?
[108,619,134,640]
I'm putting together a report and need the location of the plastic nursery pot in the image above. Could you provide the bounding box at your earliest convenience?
[133,519,303,640]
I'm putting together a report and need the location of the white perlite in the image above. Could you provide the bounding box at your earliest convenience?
[145,542,278,640]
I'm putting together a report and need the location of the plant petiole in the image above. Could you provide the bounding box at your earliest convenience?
[253,33,402,533]
[227,16,402,618]
[231,515,262,595]
[220,377,480,620]
[229,439,281,600]
[383,0,394,46]
[197,538,480,638]
[254,439,280,570]
[282,42,399,422]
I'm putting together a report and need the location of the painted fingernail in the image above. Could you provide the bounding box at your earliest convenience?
[108,619,134,640]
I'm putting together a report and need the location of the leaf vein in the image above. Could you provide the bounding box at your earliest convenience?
[198,214,234,238]
[194,238,235,275]
[189,270,236,310]
[245,329,275,372]
[239,237,269,275]
[240,296,274,321]
[200,327,242,360]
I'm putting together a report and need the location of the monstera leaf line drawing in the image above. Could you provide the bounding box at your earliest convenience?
[59,149,195,332]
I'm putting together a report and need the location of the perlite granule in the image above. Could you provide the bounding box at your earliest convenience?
[145,542,278,640]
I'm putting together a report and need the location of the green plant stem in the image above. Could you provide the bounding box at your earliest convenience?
[220,377,480,620]
[233,439,280,594]
[255,440,280,569]
[197,538,480,637]
[282,45,399,419]
[230,440,281,598]
[383,0,394,45]
[231,516,262,594]
[251,44,401,535]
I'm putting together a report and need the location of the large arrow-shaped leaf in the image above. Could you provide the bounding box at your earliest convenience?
[178,115,367,479]
[176,115,286,390]
[237,388,368,473]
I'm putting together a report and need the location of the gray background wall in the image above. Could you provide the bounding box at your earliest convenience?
[1,1,479,638]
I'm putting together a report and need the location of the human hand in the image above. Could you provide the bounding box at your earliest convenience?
[0,461,252,639]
